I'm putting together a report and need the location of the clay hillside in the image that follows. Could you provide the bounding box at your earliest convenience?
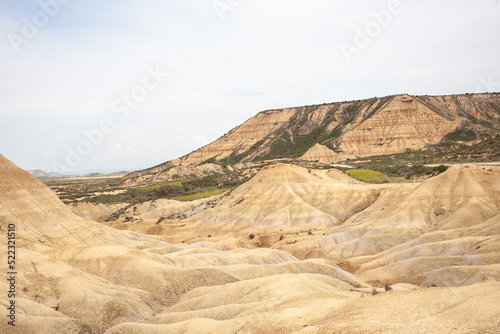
[2,153,500,333]
[124,93,500,185]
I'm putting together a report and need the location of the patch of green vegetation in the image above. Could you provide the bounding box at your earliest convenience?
[137,180,188,191]
[221,98,400,164]
[200,156,219,164]
[345,169,391,183]
[45,177,124,203]
[44,178,89,185]
[352,135,500,167]
[105,204,135,222]
[442,128,477,142]
[78,172,249,205]
[370,165,449,179]
[172,189,230,201]
[363,96,393,120]
[412,96,455,121]
[325,126,344,141]
[345,165,449,182]
[222,138,268,165]
[256,101,372,161]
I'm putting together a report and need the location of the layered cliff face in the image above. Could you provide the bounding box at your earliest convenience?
[339,95,459,156]
[182,93,500,164]
[180,107,297,165]
[125,93,500,182]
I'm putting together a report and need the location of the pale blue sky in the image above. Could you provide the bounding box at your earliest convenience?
[1,0,499,172]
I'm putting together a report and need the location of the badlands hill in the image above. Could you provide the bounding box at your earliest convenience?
[107,162,500,287]
[124,93,500,184]
[2,153,500,332]
[300,143,355,163]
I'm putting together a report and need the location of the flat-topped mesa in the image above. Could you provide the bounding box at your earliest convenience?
[124,93,500,182]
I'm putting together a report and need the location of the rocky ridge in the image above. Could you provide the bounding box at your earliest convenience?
[124,93,500,184]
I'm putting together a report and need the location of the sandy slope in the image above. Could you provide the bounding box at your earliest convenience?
[68,202,127,222]
[105,279,500,334]
[0,154,360,333]
[115,163,500,287]
[1,153,499,333]
[183,164,377,231]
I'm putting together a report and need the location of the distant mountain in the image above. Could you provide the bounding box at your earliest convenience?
[27,169,65,179]
[66,168,144,175]
[28,169,134,179]
[125,93,500,184]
